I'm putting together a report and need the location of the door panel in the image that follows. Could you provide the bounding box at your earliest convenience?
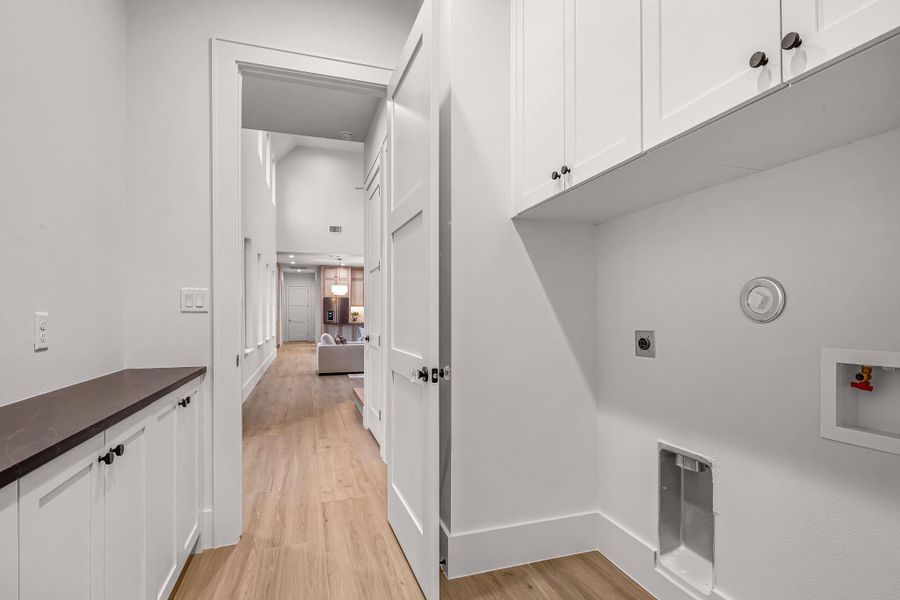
[147,399,178,600]
[566,0,642,186]
[287,285,311,341]
[642,0,782,147]
[105,425,148,600]
[19,435,105,600]
[177,388,200,566]
[782,0,900,79]
[366,153,385,449]
[386,1,440,597]
[516,0,566,211]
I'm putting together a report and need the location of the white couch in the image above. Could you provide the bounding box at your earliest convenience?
[317,334,364,374]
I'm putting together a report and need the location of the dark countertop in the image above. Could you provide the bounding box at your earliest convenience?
[0,367,206,488]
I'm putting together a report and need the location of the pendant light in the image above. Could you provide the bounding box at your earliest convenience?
[331,258,348,296]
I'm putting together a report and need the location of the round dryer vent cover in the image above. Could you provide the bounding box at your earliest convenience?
[740,276,786,323]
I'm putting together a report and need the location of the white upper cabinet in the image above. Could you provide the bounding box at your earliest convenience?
[515,0,567,212]
[565,0,642,189]
[641,0,782,148]
[782,0,900,80]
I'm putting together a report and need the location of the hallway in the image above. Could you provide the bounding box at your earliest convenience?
[172,342,422,599]
[172,343,654,600]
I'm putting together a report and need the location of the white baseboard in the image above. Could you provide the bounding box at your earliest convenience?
[444,511,600,579]
[595,511,735,600]
[242,349,276,403]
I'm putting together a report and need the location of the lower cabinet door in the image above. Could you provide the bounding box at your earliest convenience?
[105,418,150,600]
[19,434,105,600]
[176,387,200,564]
[146,397,179,600]
[1,482,18,600]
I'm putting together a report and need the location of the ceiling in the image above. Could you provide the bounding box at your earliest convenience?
[278,252,363,273]
[269,133,363,161]
[242,73,383,142]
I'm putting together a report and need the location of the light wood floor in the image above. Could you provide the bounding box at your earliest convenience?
[171,342,654,600]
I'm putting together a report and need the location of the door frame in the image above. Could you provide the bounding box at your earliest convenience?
[210,38,391,547]
[285,283,312,342]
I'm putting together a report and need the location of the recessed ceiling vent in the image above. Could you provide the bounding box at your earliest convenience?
[329,225,343,233]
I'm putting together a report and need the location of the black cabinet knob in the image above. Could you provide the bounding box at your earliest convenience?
[179,398,189,408]
[781,32,802,50]
[112,444,125,457]
[560,165,571,175]
[99,451,115,465]
[364,335,370,342]
[749,51,769,68]
[551,170,560,181]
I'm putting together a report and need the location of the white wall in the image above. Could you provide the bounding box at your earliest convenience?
[276,144,365,256]
[123,0,421,546]
[0,0,127,406]
[444,0,600,574]
[595,127,900,600]
[240,130,277,397]
[283,272,321,342]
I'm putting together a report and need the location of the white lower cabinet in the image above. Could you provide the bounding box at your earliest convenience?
[17,377,203,600]
[147,397,179,600]
[176,389,200,565]
[104,415,151,600]
[19,434,105,600]
[1,482,19,600]
[782,0,900,80]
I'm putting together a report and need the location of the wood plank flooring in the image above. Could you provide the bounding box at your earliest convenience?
[171,342,655,600]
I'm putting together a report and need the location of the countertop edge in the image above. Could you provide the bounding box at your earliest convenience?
[0,366,206,489]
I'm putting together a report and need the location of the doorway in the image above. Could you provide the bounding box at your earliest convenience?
[285,284,311,341]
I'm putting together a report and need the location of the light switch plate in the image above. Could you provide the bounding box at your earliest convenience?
[635,330,655,358]
[181,288,209,313]
[34,312,49,351]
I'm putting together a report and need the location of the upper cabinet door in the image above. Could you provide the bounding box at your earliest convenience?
[782,0,900,80]
[642,0,782,148]
[515,0,567,212]
[565,0,642,188]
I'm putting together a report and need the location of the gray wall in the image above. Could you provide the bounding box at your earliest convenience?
[595,127,900,599]
[0,0,127,406]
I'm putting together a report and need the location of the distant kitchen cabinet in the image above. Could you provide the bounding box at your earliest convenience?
[641,0,782,148]
[513,0,642,213]
[322,266,351,298]
[782,0,900,80]
[351,267,365,305]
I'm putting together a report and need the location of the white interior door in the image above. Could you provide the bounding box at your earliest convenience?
[286,285,311,341]
[386,1,440,597]
[782,0,900,80]
[642,0,782,148]
[365,145,386,449]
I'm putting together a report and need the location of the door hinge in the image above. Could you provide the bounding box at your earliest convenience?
[378,409,383,421]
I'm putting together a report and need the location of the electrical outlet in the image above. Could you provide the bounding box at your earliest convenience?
[635,330,655,358]
[34,312,49,351]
